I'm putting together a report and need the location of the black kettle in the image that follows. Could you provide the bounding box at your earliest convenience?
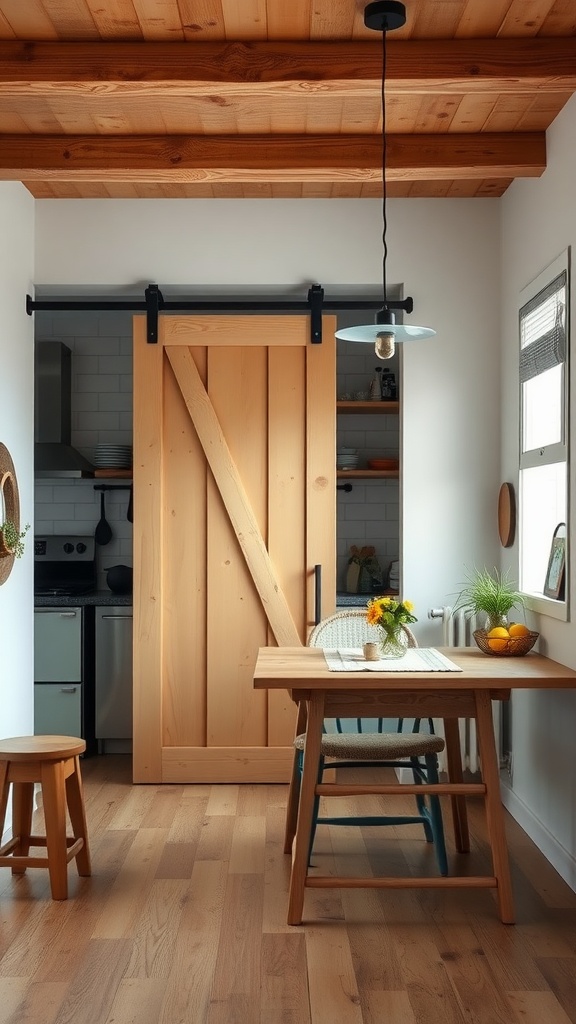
[106,564,133,594]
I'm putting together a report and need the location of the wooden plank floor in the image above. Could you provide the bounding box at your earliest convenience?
[1,755,576,1024]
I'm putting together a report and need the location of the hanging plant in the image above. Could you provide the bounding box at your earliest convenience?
[0,446,26,584]
[0,518,30,559]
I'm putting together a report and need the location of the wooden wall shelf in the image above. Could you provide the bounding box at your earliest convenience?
[337,401,399,415]
[337,470,399,480]
[92,469,133,479]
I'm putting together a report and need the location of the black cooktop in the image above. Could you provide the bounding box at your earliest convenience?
[34,534,97,597]
[34,584,97,597]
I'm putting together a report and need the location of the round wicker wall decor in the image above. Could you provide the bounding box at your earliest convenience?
[0,442,21,585]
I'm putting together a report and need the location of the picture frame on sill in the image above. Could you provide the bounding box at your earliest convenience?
[544,523,566,600]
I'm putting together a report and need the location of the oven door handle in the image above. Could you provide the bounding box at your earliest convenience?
[34,609,78,618]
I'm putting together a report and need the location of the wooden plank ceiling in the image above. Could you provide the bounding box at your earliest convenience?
[0,0,574,199]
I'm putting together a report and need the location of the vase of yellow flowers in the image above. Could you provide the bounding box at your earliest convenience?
[366,596,417,659]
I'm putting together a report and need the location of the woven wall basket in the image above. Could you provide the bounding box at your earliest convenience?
[0,442,20,585]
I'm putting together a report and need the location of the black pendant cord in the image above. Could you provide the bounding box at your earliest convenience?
[381,25,388,311]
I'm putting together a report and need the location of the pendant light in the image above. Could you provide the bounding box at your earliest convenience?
[335,1,436,359]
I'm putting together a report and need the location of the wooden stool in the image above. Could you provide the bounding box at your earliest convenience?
[0,735,91,900]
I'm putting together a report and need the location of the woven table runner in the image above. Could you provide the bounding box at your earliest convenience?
[323,647,462,673]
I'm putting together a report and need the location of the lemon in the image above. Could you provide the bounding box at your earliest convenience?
[486,625,509,653]
[508,623,530,638]
[487,637,508,652]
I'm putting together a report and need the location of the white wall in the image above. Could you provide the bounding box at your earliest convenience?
[0,182,35,755]
[500,92,576,890]
[34,195,501,644]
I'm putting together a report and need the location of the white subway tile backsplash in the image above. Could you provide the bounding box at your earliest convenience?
[369,520,399,539]
[55,486,95,504]
[98,392,132,412]
[72,393,99,412]
[73,355,99,374]
[345,504,387,522]
[51,313,101,337]
[74,337,120,355]
[119,412,133,431]
[34,485,54,503]
[74,430,99,448]
[76,411,121,432]
[76,374,120,393]
[36,502,76,520]
[95,430,132,445]
[98,355,132,374]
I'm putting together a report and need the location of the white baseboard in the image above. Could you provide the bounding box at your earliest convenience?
[501,780,576,894]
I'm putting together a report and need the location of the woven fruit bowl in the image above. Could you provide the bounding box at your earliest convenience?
[473,629,539,657]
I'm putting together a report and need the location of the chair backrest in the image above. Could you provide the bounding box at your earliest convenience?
[308,609,417,650]
[308,610,418,734]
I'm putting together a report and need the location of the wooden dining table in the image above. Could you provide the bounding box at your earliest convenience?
[253,645,576,926]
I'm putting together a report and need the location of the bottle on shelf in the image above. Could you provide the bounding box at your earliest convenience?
[370,367,383,401]
[380,367,397,400]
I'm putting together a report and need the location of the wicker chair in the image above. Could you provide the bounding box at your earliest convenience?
[296,609,448,874]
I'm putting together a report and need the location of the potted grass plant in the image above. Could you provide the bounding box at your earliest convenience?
[454,567,524,630]
[454,567,538,657]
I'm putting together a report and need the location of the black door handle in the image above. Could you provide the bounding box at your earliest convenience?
[314,564,322,625]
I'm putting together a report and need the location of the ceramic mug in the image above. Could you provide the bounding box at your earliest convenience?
[363,642,379,661]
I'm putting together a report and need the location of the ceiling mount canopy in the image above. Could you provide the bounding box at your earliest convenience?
[335,1,436,357]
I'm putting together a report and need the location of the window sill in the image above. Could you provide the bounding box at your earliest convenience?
[521,591,568,622]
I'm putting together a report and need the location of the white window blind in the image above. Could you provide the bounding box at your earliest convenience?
[520,272,566,384]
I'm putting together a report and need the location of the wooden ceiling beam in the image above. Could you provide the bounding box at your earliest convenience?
[0,133,545,182]
[0,40,574,95]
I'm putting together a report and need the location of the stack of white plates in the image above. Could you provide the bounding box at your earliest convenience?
[92,444,133,469]
[337,446,359,470]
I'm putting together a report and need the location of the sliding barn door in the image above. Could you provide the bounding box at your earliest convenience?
[132,314,336,782]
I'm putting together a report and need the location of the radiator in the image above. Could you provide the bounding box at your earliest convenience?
[429,605,485,773]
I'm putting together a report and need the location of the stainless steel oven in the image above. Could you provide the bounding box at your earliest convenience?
[34,535,97,753]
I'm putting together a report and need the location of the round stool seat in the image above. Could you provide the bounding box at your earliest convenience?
[0,735,85,761]
[0,734,90,899]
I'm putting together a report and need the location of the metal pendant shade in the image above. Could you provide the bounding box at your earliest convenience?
[335,1,436,355]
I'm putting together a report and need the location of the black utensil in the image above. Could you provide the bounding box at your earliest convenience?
[95,491,113,545]
[127,486,133,523]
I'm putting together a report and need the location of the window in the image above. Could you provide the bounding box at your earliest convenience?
[519,251,569,616]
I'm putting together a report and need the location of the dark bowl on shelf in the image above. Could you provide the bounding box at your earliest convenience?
[367,458,399,470]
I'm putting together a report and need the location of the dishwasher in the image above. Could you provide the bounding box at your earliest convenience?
[95,606,133,743]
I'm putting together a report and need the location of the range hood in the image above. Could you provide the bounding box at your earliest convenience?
[35,341,95,478]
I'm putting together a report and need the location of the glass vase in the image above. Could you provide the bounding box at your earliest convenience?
[485,614,508,632]
[379,626,409,660]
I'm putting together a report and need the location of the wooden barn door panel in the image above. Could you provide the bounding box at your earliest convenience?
[133,314,335,783]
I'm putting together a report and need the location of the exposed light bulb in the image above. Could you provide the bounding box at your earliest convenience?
[375,332,395,360]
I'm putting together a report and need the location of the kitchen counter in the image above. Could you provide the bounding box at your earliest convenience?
[34,590,132,607]
[336,593,371,607]
[336,592,399,607]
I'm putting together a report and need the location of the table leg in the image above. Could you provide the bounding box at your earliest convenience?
[284,700,308,854]
[287,693,325,926]
[443,718,470,853]
[475,689,515,924]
